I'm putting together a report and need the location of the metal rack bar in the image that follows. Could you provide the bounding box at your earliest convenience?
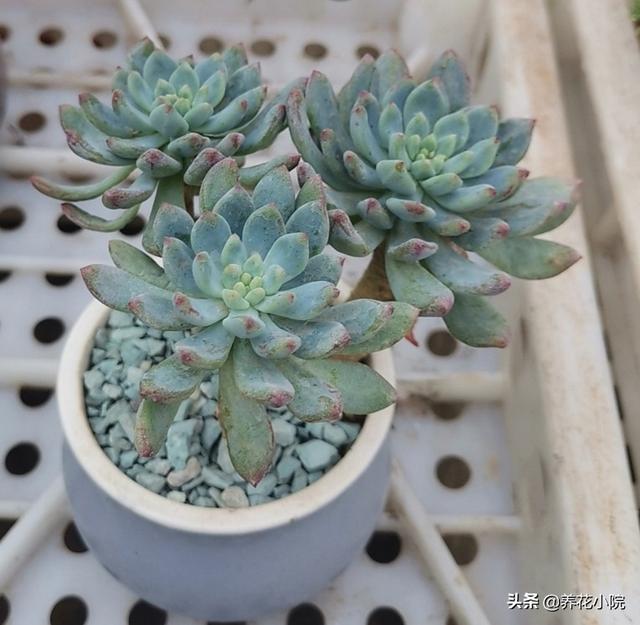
[389,460,492,625]
[0,478,69,592]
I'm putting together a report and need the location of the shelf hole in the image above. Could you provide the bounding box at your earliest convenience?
[33,317,65,344]
[446,617,458,625]
[19,386,53,408]
[63,522,88,553]
[120,215,145,236]
[303,42,328,59]
[62,172,94,184]
[0,206,25,231]
[0,271,11,283]
[50,596,87,625]
[57,214,81,234]
[431,401,466,420]
[39,27,64,46]
[20,112,48,133]
[366,530,402,563]
[159,34,171,50]
[45,272,75,287]
[128,600,167,625]
[442,533,478,565]
[5,442,40,475]
[287,603,324,625]
[367,607,404,625]
[0,25,10,42]
[199,36,224,54]
[0,595,9,625]
[356,44,380,59]
[436,455,471,489]
[0,519,15,539]
[250,39,276,57]
[426,329,457,356]
[92,30,117,49]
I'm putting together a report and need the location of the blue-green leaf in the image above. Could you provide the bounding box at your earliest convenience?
[232,340,294,406]
[478,237,581,279]
[140,354,204,404]
[444,293,509,348]
[219,356,275,486]
[174,322,234,369]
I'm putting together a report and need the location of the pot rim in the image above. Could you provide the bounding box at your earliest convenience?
[58,300,396,535]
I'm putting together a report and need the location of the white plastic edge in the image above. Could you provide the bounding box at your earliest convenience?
[57,300,396,536]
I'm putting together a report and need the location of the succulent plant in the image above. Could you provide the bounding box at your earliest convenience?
[287,49,580,347]
[81,161,417,484]
[31,38,301,253]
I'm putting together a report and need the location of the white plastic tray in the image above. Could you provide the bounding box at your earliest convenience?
[0,2,637,625]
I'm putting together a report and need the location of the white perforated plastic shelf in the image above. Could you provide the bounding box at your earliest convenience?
[0,1,527,624]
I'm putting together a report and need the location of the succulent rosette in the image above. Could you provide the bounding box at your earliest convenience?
[32,38,301,252]
[82,161,417,484]
[287,49,580,347]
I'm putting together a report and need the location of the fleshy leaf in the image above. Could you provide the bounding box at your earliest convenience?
[320,299,392,343]
[376,160,417,196]
[102,172,156,209]
[31,166,134,202]
[78,93,137,138]
[59,105,130,165]
[128,292,191,330]
[494,118,534,166]
[275,358,343,422]
[426,50,471,111]
[385,255,453,316]
[60,202,140,233]
[135,398,182,457]
[108,239,169,289]
[143,191,192,256]
[252,165,296,221]
[191,211,232,254]
[436,184,497,213]
[328,209,371,256]
[174,322,234,368]
[302,359,396,415]
[481,178,579,237]
[237,103,286,154]
[403,79,449,129]
[256,282,337,320]
[199,158,239,211]
[232,340,294,407]
[106,133,166,159]
[336,302,419,356]
[140,355,205,404]
[275,318,349,359]
[283,253,343,289]
[478,237,581,279]
[250,315,301,358]
[263,232,309,281]
[444,293,509,348]
[241,203,286,258]
[237,154,300,188]
[286,200,329,256]
[173,292,228,326]
[222,309,266,338]
[219,357,275,486]
[183,148,225,186]
[421,233,510,295]
[80,264,169,312]
[136,149,182,178]
[213,184,254,235]
[162,237,201,296]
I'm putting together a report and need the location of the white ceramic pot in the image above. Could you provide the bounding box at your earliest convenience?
[58,301,396,621]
